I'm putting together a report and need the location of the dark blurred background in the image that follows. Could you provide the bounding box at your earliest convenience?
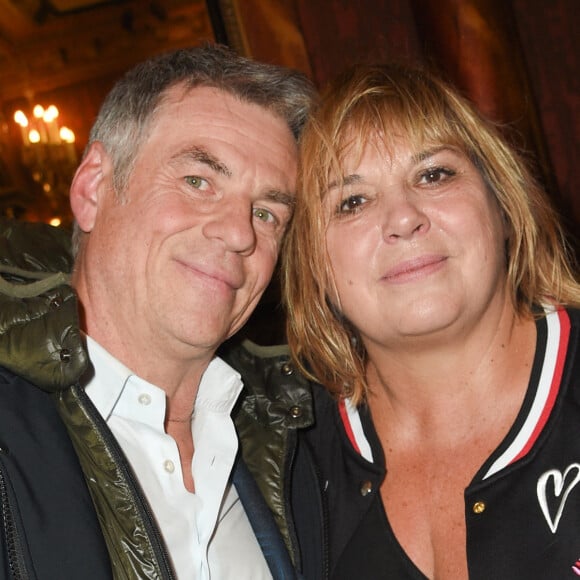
[0,0,577,344]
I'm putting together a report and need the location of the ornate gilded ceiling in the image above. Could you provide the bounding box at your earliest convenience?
[0,0,216,102]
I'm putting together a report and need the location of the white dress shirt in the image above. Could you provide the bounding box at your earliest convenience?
[84,336,272,579]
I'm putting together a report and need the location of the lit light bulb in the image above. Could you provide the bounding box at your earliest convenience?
[59,126,75,143]
[44,105,59,122]
[13,110,29,127]
[28,129,41,143]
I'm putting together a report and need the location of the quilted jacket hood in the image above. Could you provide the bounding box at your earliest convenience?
[0,219,88,391]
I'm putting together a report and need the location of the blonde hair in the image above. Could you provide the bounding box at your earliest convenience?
[282,63,580,404]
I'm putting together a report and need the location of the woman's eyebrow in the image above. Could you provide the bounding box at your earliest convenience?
[412,145,458,164]
[327,173,363,191]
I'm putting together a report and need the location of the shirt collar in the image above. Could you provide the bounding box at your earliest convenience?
[83,335,243,423]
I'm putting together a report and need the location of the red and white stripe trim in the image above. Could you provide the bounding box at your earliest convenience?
[339,397,374,462]
[483,307,571,479]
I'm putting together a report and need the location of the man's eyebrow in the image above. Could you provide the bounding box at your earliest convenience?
[263,189,295,210]
[170,146,232,177]
[327,174,362,191]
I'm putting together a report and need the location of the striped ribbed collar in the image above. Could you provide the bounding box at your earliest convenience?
[338,308,572,481]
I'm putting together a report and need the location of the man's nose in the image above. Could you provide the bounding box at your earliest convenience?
[202,198,257,255]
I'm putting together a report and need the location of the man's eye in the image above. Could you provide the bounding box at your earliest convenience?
[419,167,456,185]
[337,194,366,214]
[253,207,276,224]
[184,175,208,189]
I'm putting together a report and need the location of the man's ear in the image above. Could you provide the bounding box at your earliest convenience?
[69,141,114,233]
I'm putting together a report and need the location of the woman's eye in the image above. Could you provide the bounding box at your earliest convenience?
[337,194,366,214]
[253,207,276,224]
[418,167,456,185]
[184,175,209,189]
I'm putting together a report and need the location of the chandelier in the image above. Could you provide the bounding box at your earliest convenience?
[13,104,77,225]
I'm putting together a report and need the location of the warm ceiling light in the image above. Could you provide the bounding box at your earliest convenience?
[59,126,75,143]
[43,105,59,122]
[28,129,41,143]
[14,110,29,127]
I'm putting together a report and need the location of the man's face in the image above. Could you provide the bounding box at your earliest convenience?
[75,85,298,360]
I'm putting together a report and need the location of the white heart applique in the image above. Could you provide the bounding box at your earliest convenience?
[537,463,580,533]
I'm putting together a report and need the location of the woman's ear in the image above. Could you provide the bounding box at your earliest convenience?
[69,142,114,233]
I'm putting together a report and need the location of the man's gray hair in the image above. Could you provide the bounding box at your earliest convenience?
[89,43,315,194]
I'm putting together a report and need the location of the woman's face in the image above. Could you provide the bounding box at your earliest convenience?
[323,136,509,351]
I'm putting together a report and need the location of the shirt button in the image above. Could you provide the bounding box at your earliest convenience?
[163,460,175,473]
[472,501,486,514]
[281,362,294,376]
[138,393,151,406]
[360,480,373,496]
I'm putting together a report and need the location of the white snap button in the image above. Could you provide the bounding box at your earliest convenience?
[138,393,151,406]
